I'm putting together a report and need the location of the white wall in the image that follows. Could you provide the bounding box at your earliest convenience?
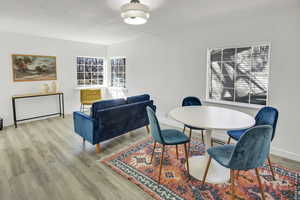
[107,11,300,161]
[0,32,107,126]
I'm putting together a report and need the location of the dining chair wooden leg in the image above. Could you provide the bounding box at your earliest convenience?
[227,137,231,144]
[175,145,179,160]
[236,170,240,181]
[150,141,157,164]
[184,143,190,176]
[255,168,266,200]
[188,128,192,153]
[230,169,235,200]
[183,126,186,133]
[146,125,150,134]
[202,156,212,186]
[158,145,165,183]
[201,130,204,143]
[267,155,276,181]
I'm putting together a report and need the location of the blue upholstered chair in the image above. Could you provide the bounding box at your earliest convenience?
[202,125,273,200]
[182,97,207,151]
[147,107,190,183]
[227,106,279,180]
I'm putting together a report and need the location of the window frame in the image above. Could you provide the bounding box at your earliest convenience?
[109,56,126,88]
[75,56,107,88]
[205,43,271,109]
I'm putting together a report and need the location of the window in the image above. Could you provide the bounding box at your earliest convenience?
[76,57,104,87]
[207,44,270,106]
[110,57,126,88]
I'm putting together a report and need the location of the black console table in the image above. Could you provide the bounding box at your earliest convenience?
[12,92,64,128]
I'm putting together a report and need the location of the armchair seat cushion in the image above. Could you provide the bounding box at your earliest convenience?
[207,145,235,168]
[81,100,99,105]
[161,129,189,145]
[227,129,247,140]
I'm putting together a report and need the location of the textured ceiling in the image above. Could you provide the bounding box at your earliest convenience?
[0,0,298,45]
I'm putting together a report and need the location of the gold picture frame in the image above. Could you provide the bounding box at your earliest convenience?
[12,54,57,82]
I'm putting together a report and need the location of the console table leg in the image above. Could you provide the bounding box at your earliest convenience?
[62,93,65,118]
[12,98,17,128]
[59,94,62,117]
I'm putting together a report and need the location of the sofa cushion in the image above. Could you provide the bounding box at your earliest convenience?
[91,98,126,117]
[127,94,150,104]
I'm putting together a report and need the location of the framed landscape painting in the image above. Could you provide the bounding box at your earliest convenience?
[12,54,57,82]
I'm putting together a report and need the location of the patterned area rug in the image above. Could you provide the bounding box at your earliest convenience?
[101,138,300,200]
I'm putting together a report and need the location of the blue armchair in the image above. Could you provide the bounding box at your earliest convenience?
[227,106,279,180]
[73,94,156,153]
[202,125,273,200]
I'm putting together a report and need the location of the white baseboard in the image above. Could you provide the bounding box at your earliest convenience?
[158,115,300,162]
[270,147,300,162]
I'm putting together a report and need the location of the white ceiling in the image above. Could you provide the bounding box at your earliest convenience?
[0,0,298,45]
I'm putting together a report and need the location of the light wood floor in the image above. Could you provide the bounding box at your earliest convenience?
[0,115,299,200]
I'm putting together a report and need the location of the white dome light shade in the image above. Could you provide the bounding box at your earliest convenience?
[121,10,149,25]
[123,16,147,25]
[121,0,150,25]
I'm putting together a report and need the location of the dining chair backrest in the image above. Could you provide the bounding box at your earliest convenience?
[228,125,273,170]
[182,96,202,107]
[146,107,164,144]
[255,107,278,141]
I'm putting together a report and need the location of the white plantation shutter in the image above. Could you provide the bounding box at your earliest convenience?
[111,57,126,88]
[207,45,270,105]
[76,57,104,86]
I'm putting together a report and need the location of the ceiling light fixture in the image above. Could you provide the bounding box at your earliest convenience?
[121,0,150,25]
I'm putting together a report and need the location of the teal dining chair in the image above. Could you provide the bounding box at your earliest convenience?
[146,107,190,183]
[227,106,279,180]
[182,96,208,152]
[202,125,273,200]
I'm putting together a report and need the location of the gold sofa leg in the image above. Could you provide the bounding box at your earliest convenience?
[96,143,101,154]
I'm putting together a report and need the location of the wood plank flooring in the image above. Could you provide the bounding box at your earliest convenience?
[0,116,152,200]
[0,115,299,200]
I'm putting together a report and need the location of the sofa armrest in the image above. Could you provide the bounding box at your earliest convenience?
[73,111,96,144]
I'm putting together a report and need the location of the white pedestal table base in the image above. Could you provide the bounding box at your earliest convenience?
[188,156,230,184]
[186,129,230,184]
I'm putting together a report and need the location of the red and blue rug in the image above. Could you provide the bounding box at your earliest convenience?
[101,138,300,200]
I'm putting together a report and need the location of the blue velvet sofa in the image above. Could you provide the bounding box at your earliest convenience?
[73,94,156,153]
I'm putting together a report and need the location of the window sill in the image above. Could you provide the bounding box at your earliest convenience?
[204,99,265,109]
[74,86,128,91]
[108,86,127,89]
[74,85,107,90]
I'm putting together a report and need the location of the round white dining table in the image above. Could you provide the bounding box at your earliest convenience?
[168,106,255,183]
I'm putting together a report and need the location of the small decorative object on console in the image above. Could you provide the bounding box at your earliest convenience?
[51,81,57,92]
[42,84,50,93]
